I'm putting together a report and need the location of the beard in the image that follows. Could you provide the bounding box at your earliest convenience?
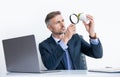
[52,29,66,35]
[52,31,65,35]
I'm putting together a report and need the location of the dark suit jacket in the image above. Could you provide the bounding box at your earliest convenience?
[39,34,103,70]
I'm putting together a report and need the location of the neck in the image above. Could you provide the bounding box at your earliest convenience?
[52,33,64,39]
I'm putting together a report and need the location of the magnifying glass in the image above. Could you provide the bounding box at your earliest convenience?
[69,13,80,24]
[69,13,90,24]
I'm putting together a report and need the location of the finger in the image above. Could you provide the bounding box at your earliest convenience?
[69,25,76,31]
[86,15,94,24]
[86,15,94,20]
[70,24,75,27]
[86,14,93,18]
[82,21,88,25]
[71,26,75,29]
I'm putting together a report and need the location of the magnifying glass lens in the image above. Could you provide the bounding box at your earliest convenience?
[70,15,78,24]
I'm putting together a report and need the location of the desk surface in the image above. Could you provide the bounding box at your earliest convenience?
[2,70,120,77]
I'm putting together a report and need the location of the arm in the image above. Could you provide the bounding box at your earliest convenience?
[81,14,103,58]
[80,35,103,58]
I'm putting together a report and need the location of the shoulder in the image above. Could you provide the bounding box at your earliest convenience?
[72,33,83,39]
[39,37,52,47]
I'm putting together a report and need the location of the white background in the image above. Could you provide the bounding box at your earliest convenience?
[0,0,120,76]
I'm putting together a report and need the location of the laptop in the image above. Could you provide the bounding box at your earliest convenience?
[89,67,120,73]
[2,35,59,73]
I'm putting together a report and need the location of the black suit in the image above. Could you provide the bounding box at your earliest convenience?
[39,34,103,70]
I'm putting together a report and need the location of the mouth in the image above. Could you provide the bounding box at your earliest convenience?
[62,27,66,31]
[61,29,66,33]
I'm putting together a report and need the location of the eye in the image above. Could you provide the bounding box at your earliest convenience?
[62,19,64,22]
[56,21,61,24]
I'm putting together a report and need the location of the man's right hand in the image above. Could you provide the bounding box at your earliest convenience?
[62,24,76,44]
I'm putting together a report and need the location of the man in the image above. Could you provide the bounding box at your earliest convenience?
[39,11,103,70]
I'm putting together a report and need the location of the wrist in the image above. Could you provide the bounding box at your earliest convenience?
[89,33,97,39]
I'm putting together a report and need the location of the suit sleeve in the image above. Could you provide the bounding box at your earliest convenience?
[79,35,103,58]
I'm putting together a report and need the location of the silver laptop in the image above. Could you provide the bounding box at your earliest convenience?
[2,35,42,73]
[89,67,120,73]
[2,34,60,73]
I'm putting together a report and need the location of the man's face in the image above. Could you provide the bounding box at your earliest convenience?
[47,15,66,35]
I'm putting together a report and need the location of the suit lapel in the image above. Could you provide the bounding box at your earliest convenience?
[48,35,66,69]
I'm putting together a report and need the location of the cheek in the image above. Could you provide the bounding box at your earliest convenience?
[50,26,58,32]
[53,25,60,30]
[53,27,59,32]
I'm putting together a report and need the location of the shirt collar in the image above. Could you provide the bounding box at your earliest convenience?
[52,35,60,43]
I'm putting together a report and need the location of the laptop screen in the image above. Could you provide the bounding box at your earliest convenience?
[2,35,41,73]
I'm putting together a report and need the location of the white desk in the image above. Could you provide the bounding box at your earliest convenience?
[1,70,120,77]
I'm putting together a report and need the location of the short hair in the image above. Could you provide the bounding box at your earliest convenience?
[45,11,61,26]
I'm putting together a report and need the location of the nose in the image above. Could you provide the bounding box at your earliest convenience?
[60,21,65,27]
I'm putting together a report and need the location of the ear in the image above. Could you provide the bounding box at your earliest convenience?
[47,25,52,31]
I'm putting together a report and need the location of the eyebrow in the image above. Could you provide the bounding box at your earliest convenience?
[56,19,64,23]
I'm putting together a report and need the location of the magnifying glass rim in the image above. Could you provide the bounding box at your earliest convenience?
[69,13,79,24]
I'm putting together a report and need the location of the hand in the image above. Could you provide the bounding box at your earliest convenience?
[62,24,76,44]
[82,15,96,37]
